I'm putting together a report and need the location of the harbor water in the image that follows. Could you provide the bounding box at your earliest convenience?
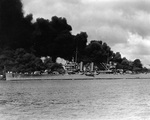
[0,79,150,120]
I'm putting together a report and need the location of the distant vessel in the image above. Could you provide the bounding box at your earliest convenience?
[5,61,96,81]
[5,72,96,81]
[5,72,150,81]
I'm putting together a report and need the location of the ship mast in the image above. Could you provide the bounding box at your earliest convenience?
[75,46,78,63]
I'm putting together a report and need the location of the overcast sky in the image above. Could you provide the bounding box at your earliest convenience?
[22,0,150,67]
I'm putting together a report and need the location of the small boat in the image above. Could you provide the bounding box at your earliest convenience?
[85,72,94,77]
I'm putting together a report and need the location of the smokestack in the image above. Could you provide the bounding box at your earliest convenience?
[80,61,83,71]
[90,62,94,72]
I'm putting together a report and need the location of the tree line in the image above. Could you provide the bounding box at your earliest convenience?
[0,0,147,74]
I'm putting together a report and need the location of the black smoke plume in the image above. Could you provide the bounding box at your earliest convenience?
[0,0,34,50]
[0,0,87,62]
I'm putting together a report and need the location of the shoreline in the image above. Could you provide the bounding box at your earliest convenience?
[5,73,150,81]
